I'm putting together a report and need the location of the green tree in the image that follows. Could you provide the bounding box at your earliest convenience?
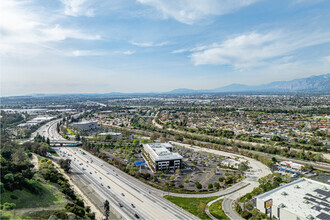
[104,200,110,220]
[195,181,202,189]
[4,173,14,181]
[0,182,4,193]
[75,134,81,141]
[59,159,71,173]
[150,134,160,141]
[133,139,140,146]
[214,182,220,189]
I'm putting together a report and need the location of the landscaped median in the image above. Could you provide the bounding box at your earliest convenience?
[209,199,229,220]
[164,195,228,220]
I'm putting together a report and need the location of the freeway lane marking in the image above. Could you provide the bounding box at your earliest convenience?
[64,148,163,220]
[93,156,198,219]
[66,148,143,202]
[88,152,197,220]
[68,160,138,220]
[65,148,159,219]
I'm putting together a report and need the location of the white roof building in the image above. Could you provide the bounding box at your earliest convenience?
[71,121,98,131]
[18,116,54,127]
[255,178,330,220]
[143,143,182,162]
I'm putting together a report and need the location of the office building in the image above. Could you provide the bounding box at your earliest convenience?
[143,143,182,171]
[255,178,330,220]
[71,121,98,131]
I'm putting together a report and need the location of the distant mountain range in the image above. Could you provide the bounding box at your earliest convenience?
[168,73,330,94]
[18,73,329,98]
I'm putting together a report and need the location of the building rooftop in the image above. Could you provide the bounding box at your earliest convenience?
[99,132,121,136]
[144,143,182,161]
[256,178,330,220]
[73,121,97,125]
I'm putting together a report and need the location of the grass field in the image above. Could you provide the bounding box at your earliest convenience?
[0,183,65,209]
[164,195,218,219]
[67,128,75,135]
[209,199,229,220]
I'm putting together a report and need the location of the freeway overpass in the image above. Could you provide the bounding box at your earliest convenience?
[50,140,82,146]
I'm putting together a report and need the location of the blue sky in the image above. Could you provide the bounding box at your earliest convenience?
[1,0,330,96]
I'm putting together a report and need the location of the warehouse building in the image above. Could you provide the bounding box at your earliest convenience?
[71,121,98,131]
[255,178,330,220]
[143,143,182,171]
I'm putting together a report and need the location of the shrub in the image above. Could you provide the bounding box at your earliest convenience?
[246,203,253,211]
[0,182,4,193]
[10,195,18,200]
[241,210,252,219]
[197,203,206,214]
[3,203,16,210]
[235,204,242,214]
[256,212,268,219]
[65,203,85,217]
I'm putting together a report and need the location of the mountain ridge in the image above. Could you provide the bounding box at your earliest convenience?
[169,73,330,94]
[10,73,329,98]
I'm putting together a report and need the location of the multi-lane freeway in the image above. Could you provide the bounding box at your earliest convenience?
[37,119,272,220]
[55,147,198,220]
[32,119,80,145]
[40,120,197,220]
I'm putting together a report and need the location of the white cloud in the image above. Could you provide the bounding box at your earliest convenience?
[0,0,100,56]
[323,55,330,63]
[69,50,135,57]
[121,50,135,55]
[130,41,169,47]
[190,30,330,68]
[71,50,104,56]
[60,0,95,17]
[137,0,260,24]
[172,44,216,53]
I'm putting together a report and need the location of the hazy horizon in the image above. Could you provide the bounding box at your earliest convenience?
[2,0,330,96]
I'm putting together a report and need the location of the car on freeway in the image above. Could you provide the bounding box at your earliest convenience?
[101,183,103,186]
[107,186,111,189]
[119,203,123,207]
[134,214,140,219]
[131,204,135,208]
[90,172,92,174]
[99,177,102,179]
[106,172,109,175]
[121,193,125,196]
